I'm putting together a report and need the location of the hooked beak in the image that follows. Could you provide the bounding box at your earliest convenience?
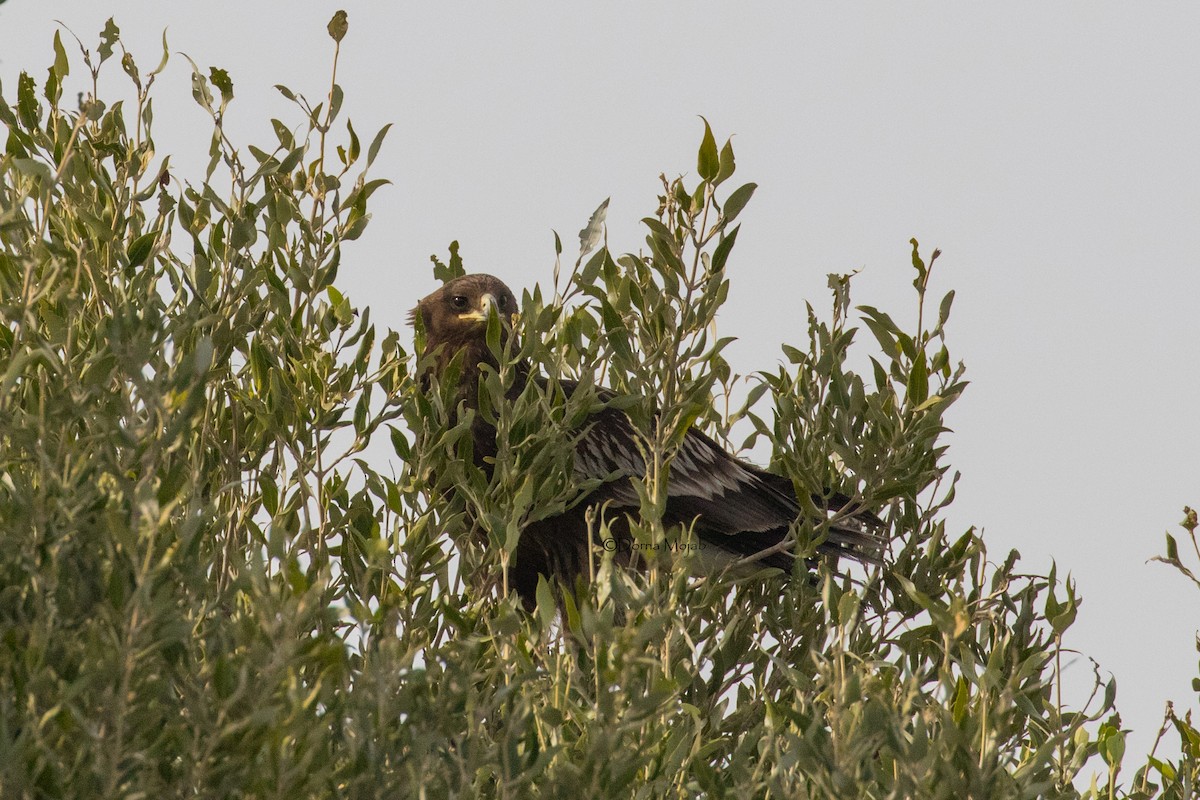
[459,293,498,323]
[479,293,497,319]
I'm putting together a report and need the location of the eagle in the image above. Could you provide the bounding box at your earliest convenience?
[412,273,884,605]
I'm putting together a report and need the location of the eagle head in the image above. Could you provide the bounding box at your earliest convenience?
[411,273,519,358]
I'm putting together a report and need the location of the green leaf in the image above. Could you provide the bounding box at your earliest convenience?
[859,310,898,359]
[120,52,141,90]
[836,592,859,626]
[149,29,171,76]
[952,676,970,725]
[328,10,349,43]
[187,59,214,110]
[431,241,465,282]
[711,225,739,273]
[279,146,305,174]
[52,30,70,81]
[869,356,889,389]
[98,18,120,63]
[910,237,926,277]
[716,137,736,185]
[579,248,605,288]
[17,72,38,128]
[938,289,955,329]
[128,233,156,267]
[697,116,719,181]
[208,67,233,104]
[781,344,805,364]
[1049,600,1077,635]
[329,83,344,122]
[535,577,556,629]
[1098,725,1125,767]
[13,157,53,186]
[346,119,360,163]
[906,351,928,406]
[366,122,392,167]
[260,474,279,515]
[721,182,757,227]
[271,119,294,149]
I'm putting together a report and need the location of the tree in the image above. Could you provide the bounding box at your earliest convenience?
[1,14,1190,799]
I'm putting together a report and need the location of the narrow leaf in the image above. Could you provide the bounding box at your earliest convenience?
[697,116,719,181]
[366,122,392,166]
[721,182,757,227]
[577,197,609,266]
[907,351,929,406]
[716,137,735,185]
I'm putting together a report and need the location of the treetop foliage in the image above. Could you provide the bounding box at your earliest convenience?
[0,13,1197,799]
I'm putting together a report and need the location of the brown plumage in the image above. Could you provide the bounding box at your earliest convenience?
[412,273,883,605]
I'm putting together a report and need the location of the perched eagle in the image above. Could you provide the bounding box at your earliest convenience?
[412,273,883,604]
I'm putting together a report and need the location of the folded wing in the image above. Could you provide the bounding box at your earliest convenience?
[565,381,884,571]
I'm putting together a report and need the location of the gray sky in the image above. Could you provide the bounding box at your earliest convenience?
[3,1,1197,766]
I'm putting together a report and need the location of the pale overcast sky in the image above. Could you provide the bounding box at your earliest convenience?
[3,2,1197,765]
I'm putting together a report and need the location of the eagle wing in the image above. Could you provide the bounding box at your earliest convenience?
[563,381,884,569]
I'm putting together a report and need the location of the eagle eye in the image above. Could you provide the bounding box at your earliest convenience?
[450,295,469,311]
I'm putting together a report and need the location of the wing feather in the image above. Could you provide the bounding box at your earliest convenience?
[556,380,883,565]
